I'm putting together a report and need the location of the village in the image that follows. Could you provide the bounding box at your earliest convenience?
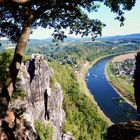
[111,58,136,81]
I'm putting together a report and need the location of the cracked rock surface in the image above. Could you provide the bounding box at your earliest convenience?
[0,54,72,140]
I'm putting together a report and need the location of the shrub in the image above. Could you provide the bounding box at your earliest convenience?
[34,121,53,140]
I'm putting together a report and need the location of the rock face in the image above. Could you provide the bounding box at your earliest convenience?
[134,52,140,114]
[8,54,65,140]
[62,132,75,140]
[0,110,39,140]
[107,121,140,140]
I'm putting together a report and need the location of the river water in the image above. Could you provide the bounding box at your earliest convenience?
[86,57,138,123]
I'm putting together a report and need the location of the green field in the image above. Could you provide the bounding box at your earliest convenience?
[106,61,136,107]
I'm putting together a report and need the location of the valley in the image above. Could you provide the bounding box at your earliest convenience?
[0,33,140,139]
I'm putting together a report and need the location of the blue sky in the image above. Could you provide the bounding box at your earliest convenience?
[30,1,140,39]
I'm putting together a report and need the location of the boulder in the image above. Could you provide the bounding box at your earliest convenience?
[107,121,140,140]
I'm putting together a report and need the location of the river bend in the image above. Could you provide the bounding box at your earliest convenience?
[86,57,138,123]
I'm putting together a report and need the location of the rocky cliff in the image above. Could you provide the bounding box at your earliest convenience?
[107,121,140,140]
[134,52,140,114]
[0,54,74,140]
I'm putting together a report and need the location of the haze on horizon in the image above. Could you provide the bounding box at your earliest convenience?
[30,0,140,39]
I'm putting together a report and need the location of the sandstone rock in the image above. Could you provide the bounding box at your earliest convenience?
[0,54,74,140]
[134,52,140,114]
[62,132,75,140]
[9,54,65,140]
[107,121,140,140]
[0,113,38,140]
[4,111,15,128]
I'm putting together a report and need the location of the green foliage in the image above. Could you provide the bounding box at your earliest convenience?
[46,124,53,140]
[11,88,27,101]
[34,121,53,140]
[0,50,29,100]
[11,77,27,101]
[0,50,29,85]
[0,50,13,84]
[1,0,135,42]
[26,39,140,69]
[50,62,108,140]
[50,75,56,92]
[22,55,30,61]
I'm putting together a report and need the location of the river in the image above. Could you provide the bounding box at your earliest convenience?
[86,56,139,123]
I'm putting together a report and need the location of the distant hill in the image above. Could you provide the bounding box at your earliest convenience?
[1,33,140,46]
[98,33,140,42]
[63,33,140,42]
[61,33,140,43]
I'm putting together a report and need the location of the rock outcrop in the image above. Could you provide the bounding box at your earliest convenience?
[62,132,75,140]
[0,54,67,140]
[134,52,140,114]
[0,110,39,140]
[107,121,140,140]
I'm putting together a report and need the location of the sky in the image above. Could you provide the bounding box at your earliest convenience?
[30,1,140,39]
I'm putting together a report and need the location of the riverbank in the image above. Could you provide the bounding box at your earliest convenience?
[76,52,137,125]
[105,53,137,109]
[76,56,113,126]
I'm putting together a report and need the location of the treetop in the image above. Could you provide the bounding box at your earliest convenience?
[0,0,136,42]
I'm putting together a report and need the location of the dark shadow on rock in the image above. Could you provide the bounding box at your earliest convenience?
[2,120,15,140]
[134,52,140,114]
[27,59,35,83]
[44,90,49,120]
[107,121,140,140]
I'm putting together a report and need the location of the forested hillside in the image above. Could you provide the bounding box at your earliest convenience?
[0,34,140,139]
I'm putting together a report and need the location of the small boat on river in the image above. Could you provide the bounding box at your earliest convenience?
[92,74,97,78]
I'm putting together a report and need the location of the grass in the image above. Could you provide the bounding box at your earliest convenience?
[34,121,53,140]
[106,61,136,107]
[116,76,134,96]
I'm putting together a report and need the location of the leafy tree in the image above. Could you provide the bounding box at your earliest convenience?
[0,50,13,84]
[0,0,136,118]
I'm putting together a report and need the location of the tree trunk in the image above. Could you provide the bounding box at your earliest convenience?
[0,12,33,118]
[134,51,140,114]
